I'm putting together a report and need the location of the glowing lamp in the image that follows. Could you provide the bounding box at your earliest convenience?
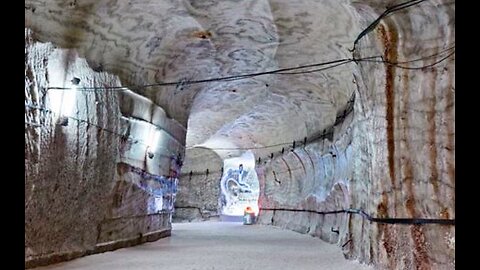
[244,206,254,214]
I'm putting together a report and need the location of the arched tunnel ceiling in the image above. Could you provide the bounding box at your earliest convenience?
[25,0,451,159]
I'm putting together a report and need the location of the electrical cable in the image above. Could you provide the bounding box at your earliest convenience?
[47,58,353,91]
[350,0,429,52]
[29,0,455,171]
[25,103,182,158]
[361,50,455,70]
[46,48,453,92]
[184,47,453,152]
[259,207,454,225]
[43,0,446,96]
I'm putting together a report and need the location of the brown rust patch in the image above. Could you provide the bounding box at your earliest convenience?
[405,197,416,217]
[376,24,400,267]
[427,68,439,195]
[382,225,396,256]
[411,226,431,269]
[440,208,449,219]
[377,194,398,267]
[376,23,398,187]
[378,223,398,270]
[116,162,130,175]
[377,202,388,218]
[192,30,212,39]
[377,193,390,218]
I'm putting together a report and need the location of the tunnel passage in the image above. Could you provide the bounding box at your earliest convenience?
[25,0,454,269]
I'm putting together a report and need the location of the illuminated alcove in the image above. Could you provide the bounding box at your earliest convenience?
[219,151,259,217]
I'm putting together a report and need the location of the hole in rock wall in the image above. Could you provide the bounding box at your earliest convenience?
[219,151,259,216]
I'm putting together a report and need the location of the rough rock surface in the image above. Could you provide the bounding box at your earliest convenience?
[173,147,223,222]
[257,2,455,269]
[25,29,184,268]
[25,0,360,157]
[25,0,455,269]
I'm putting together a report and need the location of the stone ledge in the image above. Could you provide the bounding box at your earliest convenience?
[25,229,171,269]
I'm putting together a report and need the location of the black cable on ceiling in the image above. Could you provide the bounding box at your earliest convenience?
[350,0,429,53]
[47,57,353,91]
[46,47,453,92]
[35,0,454,156]
[45,0,446,93]
[32,46,454,155]
[187,48,454,152]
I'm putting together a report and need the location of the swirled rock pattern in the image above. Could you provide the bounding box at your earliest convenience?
[256,1,455,270]
[25,0,454,269]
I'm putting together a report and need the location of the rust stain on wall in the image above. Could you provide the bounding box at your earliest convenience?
[440,207,449,219]
[428,68,439,195]
[376,22,400,269]
[411,225,431,270]
[376,23,398,187]
[376,193,397,268]
[405,197,416,217]
[192,30,212,39]
[377,194,388,218]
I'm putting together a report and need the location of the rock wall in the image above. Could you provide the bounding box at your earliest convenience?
[25,29,186,268]
[257,1,455,269]
[173,147,223,222]
[256,110,355,245]
[25,0,455,269]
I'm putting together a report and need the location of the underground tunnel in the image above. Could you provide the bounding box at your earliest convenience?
[25,0,455,269]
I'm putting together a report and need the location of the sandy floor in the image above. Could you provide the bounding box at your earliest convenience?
[34,222,372,270]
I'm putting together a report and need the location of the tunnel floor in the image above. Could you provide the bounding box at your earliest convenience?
[34,222,372,270]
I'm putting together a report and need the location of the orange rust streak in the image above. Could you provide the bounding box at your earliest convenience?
[377,24,398,187]
[192,30,212,39]
[411,226,431,269]
[376,22,400,269]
